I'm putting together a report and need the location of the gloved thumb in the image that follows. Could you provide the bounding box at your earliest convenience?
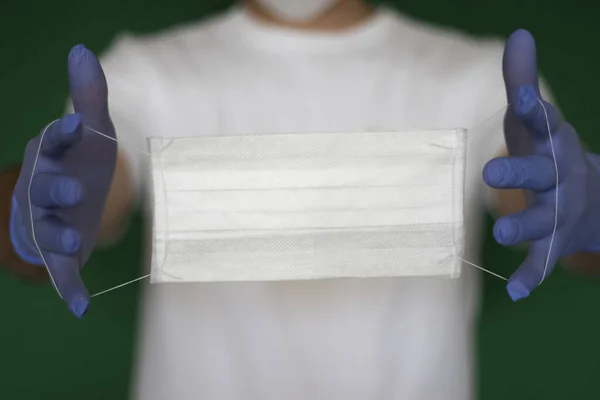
[502,29,542,105]
[67,45,114,136]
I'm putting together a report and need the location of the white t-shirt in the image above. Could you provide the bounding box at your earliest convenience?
[99,6,511,400]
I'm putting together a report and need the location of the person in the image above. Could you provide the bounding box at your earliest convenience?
[2,0,600,398]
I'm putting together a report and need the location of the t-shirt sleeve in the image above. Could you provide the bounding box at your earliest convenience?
[63,34,161,204]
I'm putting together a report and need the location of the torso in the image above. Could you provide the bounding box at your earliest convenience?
[103,7,507,399]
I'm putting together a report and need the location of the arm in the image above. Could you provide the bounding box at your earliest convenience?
[96,151,136,245]
[0,164,47,281]
[0,151,135,281]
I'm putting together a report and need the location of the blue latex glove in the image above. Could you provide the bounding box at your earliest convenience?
[483,30,600,301]
[10,45,117,317]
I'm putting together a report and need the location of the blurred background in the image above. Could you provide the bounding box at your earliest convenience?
[1,0,599,398]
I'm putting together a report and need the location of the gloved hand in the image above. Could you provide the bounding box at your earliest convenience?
[10,45,117,317]
[483,30,600,301]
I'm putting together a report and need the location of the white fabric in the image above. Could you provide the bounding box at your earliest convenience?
[148,129,467,282]
[256,0,338,21]
[91,5,539,400]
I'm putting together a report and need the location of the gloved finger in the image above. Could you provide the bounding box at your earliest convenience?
[493,205,556,246]
[506,239,561,301]
[45,253,89,318]
[511,85,562,139]
[39,114,83,158]
[30,174,84,208]
[502,29,541,102]
[502,30,564,140]
[483,155,557,190]
[68,45,115,136]
[33,216,81,255]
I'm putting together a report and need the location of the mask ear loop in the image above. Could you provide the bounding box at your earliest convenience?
[147,138,181,280]
[27,119,64,299]
[452,99,559,288]
[87,131,181,298]
[537,98,558,285]
[450,104,511,282]
[419,106,511,282]
[26,123,182,300]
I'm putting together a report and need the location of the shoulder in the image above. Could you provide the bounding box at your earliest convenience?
[98,8,237,78]
[386,10,504,87]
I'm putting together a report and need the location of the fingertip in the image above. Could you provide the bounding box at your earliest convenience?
[511,85,560,137]
[60,113,82,134]
[68,44,89,64]
[506,29,536,57]
[69,294,89,319]
[506,279,530,302]
[482,158,507,187]
[44,254,89,318]
[68,45,103,88]
[493,218,518,246]
[41,115,83,156]
[58,178,85,206]
[503,29,539,101]
[507,243,555,302]
[60,228,81,254]
[513,85,538,118]
[508,29,534,43]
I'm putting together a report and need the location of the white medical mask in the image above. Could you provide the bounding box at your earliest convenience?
[255,0,339,22]
[147,129,467,283]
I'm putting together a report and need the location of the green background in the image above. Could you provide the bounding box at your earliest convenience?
[1,0,599,398]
